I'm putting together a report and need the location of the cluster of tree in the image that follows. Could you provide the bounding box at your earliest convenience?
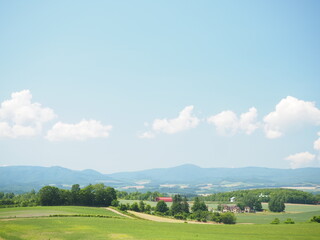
[199,188,320,204]
[117,200,152,213]
[310,215,320,223]
[0,191,38,207]
[217,192,286,213]
[116,191,165,200]
[236,193,263,211]
[268,194,285,212]
[39,184,117,207]
[117,195,236,224]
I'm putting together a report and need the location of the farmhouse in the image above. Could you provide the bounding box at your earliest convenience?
[155,197,173,202]
[221,204,252,213]
[244,206,252,213]
[222,205,241,213]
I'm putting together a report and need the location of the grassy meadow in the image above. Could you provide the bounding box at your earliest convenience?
[0,204,320,239]
[236,203,320,224]
[0,206,123,219]
[1,216,320,240]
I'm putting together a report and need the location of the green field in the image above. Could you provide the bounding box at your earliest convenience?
[1,216,320,240]
[0,206,122,219]
[236,203,320,224]
[0,205,320,239]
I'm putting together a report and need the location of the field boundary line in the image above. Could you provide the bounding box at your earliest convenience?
[127,211,220,224]
[106,207,134,219]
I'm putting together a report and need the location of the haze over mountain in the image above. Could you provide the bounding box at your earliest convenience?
[1,164,319,194]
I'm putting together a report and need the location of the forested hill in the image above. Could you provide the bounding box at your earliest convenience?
[108,164,320,185]
[1,164,320,193]
[0,166,115,193]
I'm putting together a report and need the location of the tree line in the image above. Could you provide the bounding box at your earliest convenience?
[199,188,320,204]
[0,184,117,207]
[116,191,166,201]
[39,184,117,206]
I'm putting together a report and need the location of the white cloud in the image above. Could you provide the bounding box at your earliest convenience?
[207,107,259,136]
[0,90,56,138]
[264,96,320,139]
[285,152,316,169]
[138,131,155,139]
[46,119,112,141]
[314,132,320,151]
[239,108,260,134]
[151,105,199,134]
[207,110,238,136]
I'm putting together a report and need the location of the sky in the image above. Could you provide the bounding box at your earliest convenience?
[0,0,320,173]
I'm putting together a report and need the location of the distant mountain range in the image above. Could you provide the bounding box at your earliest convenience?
[1,164,320,193]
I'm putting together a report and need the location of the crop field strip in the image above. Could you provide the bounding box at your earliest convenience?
[0,206,124,219]
[1,216,320,240]
[0,204,320,239]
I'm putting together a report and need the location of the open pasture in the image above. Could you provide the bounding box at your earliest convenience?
[0,206,122,219]
[0,205,319,239]
[236,203,320,224]
[1,216,320,240]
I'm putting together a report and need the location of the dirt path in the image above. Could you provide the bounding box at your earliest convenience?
[106,207,134,219]
[127,211,219,224]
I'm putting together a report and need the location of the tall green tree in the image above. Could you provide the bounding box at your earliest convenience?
[130,202,140,212]
[239,193,262,211]
[92,184,117,207]
[171,194,183,215]
[93,184,109,206]
[71,184,80,205]
[80,184,94,206]
[38,186,61,206]
[105,187,117,206]
[181,196,190,213]
[156,200,169,213]
[139,200,145,212]
[191,197,208,212]
[269,195,285,212]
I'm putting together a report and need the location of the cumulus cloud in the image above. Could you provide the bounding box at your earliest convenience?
[314,132,320,151]
[0,90,56,138]
[263,96,320,139]
[285,152,316,169]
[207,107,259,136]
[138,131,155,139]
[139,106,199,138]
[46,119,112,141]
[152,105,199,134]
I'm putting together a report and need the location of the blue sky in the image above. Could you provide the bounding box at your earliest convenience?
[0,0,319,173]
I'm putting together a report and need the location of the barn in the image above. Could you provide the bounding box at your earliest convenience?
[155,197,173,202]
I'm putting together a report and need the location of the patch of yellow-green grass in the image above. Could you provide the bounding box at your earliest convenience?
[0,217,320,240]
[236,203,320,224]
[0,206,122,219]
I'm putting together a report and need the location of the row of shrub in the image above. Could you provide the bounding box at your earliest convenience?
[270,216,320,224]
[271,218,295,224]
[49,214,119,218]
[310,215,320,223]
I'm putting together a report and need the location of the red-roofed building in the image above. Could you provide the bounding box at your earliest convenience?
[155,197,173,202]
